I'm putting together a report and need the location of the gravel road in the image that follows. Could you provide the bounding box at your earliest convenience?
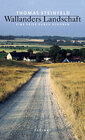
[0,68,76,140]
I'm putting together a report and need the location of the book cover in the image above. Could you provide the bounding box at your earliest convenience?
[0,0,85,140]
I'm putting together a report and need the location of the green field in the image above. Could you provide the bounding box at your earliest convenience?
[60,45,85,50]
[0,44,51,48]
[0,39,85,54]
[0,47,49,53]
[0,45,85,53]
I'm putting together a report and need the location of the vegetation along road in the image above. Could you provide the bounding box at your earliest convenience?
[0,68,76,140]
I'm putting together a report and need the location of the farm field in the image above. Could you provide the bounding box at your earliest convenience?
[0,46,50,53]
[0,48,28,53]
[0,44,51,48]
[0,44,85,49]
[0,45,85,54]
[0,39,85,52]
[0,39,44,42]
[0,39,46,46]
[50,63,85,140]
[0,39,50,53]
[0,60,38,102]
[60,45,85,50]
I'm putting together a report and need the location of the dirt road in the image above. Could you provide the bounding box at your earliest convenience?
[0,68,75,140]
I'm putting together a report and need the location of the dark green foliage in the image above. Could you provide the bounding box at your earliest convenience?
[36,53,44,62]
[80,48,85,61]
[49,44,85,62]
[49,45,61,62]
[49,45,66,62]
[27,49,33,53]
[0,51,7,59]
[72,49,81,56]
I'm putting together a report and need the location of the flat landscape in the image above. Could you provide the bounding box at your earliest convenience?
[0,39,85,53]
[0,37,85,140]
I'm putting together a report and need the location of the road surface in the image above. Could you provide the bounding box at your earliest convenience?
[0,68,75,140]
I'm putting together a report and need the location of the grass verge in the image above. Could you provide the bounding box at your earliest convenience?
[50,63,85,140]
[0,60,39,102]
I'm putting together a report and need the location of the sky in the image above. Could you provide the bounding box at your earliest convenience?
[0,0,85,37]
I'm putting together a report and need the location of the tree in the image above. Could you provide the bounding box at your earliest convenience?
[56,53,62,62]
[36,53,44,62]
[27,49,33,53]
[72,49,80,56]
[80,48,85,61]
[49,45,61,62]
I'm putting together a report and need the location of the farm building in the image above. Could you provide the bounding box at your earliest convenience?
[43,52,51,61]
[63,56,81,63]
[7,53,12,60]
[44,57,51,61]
[72,56,81,62]
[62,58,70,63]
[7,52,36,62]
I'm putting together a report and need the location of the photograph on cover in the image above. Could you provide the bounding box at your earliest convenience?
[0,0,85,140]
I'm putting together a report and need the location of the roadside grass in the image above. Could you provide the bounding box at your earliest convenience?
[50,63,85,140]
[0,60,38,102]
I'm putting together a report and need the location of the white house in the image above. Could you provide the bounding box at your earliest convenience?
[30,59,36,62]
[23,57,36,62]
[62,58,70,63]
[23,57,31,62]
[7,53,12,60]
[44,57,51,61]
[6,52,36,61]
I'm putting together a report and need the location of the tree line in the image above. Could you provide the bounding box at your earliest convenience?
[49,45,85,62]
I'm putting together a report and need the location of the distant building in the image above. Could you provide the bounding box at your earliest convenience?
[43,52,51,61]
[29,54,36,62]
[63,56,81,63]
[23,57,30,61]
[44,57,51,61]
[62,58,70,63]
[72,56,81,62]
[7,53,12,60]
[7,52,29,60]
[7,52,36,61]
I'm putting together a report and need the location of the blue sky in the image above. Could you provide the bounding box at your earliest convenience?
[0,0,85,37]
